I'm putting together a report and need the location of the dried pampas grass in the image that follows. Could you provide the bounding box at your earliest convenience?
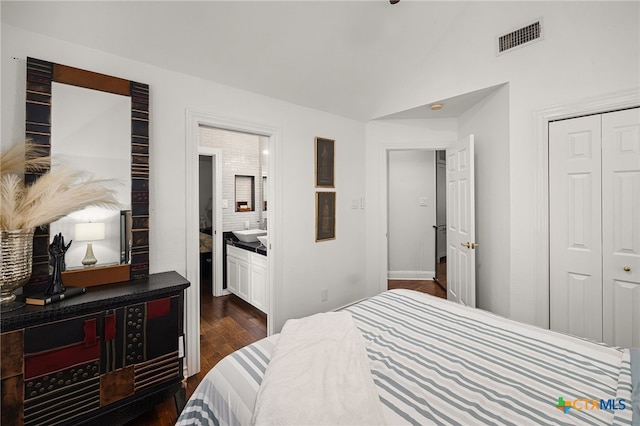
[0,140,50,175]
[1,140,120,230]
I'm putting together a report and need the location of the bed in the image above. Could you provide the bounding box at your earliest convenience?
[177,289,636,425]
[200,231,213,253]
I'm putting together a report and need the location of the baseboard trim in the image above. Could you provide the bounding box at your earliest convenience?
[333,298,369,311]
[388,271,435,280]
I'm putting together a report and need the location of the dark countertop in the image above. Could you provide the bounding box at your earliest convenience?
[0,271,190,332]
[226,239,267,256]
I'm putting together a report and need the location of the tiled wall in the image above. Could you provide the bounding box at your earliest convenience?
[199,126,267,232]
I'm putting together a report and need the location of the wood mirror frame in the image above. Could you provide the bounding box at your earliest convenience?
[24,57,149,291]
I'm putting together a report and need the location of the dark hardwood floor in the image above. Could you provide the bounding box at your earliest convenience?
[388,259,447,299]
[388,278,447,299]
[128,272,445,425]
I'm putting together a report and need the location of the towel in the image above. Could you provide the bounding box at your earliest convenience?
[251,311,386,426]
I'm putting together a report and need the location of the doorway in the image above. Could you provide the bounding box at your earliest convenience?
[185,109,280,378]
[384,135,476,305]
[198,155,215,299]
[434,150,447,289]
[198,127,268,299]
[386,149,446,296]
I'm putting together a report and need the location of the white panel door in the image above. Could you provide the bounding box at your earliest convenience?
[549,115,603,341]
[446,135,476,307]
[602,108,640,348]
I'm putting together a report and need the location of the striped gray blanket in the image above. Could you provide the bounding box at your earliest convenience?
[177,289,634,425]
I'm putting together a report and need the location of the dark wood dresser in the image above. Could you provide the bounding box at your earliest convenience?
[0,271,190,426]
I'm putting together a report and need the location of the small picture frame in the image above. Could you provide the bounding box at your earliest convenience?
[316,191,336,242]
[315,137,335,188]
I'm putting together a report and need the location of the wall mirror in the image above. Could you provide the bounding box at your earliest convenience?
[50,82,131,268]
[25,57,149,290]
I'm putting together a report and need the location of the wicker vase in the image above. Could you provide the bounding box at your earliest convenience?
[0,228,35,305]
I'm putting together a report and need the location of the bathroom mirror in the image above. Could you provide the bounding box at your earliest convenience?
[24,57,150,288]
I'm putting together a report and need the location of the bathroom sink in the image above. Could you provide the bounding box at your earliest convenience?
[233,229,267,243]
[257,235,268,247]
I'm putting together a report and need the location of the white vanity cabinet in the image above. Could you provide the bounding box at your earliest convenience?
[226,246,250,301]
[226,244,267,313]
[249,254,267,312]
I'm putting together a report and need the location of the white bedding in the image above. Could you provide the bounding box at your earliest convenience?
[177,290,634,426]
[251,311,385,425]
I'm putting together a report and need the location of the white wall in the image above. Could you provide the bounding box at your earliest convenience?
[368,2,640,326]
[387,150,436,279]
[1,25,367,334]
[365,119,458,295]
[458,85,510,317]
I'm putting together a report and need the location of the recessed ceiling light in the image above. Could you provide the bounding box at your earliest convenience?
[430,103,444,111]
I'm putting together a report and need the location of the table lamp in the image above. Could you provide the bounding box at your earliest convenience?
[75,222,105,266]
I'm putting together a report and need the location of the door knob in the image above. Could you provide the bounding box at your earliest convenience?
[624,266,631,272]
[460,242,479,249]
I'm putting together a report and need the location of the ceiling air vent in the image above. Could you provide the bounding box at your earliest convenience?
[497,19,543,55]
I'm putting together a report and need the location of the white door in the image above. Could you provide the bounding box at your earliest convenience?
[549,115,603,341]
[602,108,640,348]
[446,135,476,307]
[550,107,640,346]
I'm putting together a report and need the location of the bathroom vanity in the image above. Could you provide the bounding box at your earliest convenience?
[225,236,267,313]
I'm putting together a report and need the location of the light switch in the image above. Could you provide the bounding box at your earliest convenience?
[222,199,229,209]
[419,197,428,206]
[351,199,359,209]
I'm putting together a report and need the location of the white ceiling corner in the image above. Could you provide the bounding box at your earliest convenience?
[2,0,479,121]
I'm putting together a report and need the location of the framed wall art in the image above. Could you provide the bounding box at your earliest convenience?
[316,191,336,242]
[315,137,335,188]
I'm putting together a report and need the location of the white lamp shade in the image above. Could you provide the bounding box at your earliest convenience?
[75,222,105,241]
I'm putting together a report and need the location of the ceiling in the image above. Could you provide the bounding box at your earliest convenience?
[2,1,496,121]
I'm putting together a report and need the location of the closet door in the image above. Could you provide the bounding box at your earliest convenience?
[602,108,640,348]
[549,115,603,342]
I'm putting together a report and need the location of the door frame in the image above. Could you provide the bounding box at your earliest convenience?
[198,147,223,297]
[185,109,281,377]
[532,87,639,329]
[378,141,451,294]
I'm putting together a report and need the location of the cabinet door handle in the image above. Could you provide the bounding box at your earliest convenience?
[624,266,631,272]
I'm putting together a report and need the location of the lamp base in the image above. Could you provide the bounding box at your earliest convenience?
[82,242,98,266]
